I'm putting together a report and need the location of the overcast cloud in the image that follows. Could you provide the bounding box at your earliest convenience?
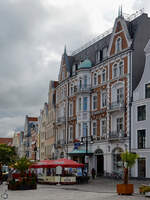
[0,0,150,137]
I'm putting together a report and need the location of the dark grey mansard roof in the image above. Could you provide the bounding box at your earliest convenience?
[64,13,150,91]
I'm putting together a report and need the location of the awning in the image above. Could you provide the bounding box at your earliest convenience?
[68,149,93,156]
[30,158,84,168]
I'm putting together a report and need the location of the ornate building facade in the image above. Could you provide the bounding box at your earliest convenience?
[54,11,150,175]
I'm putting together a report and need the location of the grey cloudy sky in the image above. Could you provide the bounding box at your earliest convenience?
[0,0,150,137]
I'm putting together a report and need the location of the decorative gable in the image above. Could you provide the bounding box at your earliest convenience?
[108,16,132,56]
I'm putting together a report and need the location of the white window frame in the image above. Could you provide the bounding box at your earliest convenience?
[102,69,106,83]
[116,117,124,133]
[69,126,73,141]
[116,37,122,53]
[117,87,124,104]
[92,121,97,137]
[119,61,124,76]
[78,97,82,112]
[69,103,73,116]
[93,73,97,86]
[101,119,107,136]
[113,63,118,78]
[92,94,97,110]
[101,90,107,108]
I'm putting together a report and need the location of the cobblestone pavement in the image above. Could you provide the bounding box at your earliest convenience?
[1,178,150,200]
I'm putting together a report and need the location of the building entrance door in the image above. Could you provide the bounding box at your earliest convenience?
[95,149,104,176]
[138,158,146,178]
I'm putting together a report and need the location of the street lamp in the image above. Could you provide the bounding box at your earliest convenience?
[80,125,94,174]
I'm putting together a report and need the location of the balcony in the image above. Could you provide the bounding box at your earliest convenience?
[75,85,91,94]
[77,111,90,121]
[108,131,127,141]
[109,101,125,112]
[56,116,66,125]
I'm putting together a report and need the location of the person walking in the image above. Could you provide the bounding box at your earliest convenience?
[91,168,96,179]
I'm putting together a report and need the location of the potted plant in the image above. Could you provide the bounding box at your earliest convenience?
[117,151,138,195]
[8,157,37,190]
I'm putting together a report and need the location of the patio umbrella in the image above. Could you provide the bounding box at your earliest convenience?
[30,158,84,168]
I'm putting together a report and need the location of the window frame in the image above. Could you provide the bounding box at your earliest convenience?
[101,119,107,136]
[102,69,106,83]
[92,121,97,136]
[101,90,107,108]
[137,105,146,121]
[119,61,124,76]
[83,96,88,111]
[92,94,97,110]
[145,83,150,99]
[116,37,122,53]
[113,63,118,78]
[137,129,146,149]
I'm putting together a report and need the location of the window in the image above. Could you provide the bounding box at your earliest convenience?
[83,97,88,111]
[116,117,123,133]
[78,98,82,111]
[113,64,118,78]
[72,65,76,75]
[83,123,88,137]
[116,37,122,53]
[102,69,106,82]
[145,83,150,98]
[92,95,97,110]
[78,123,81,138]
[93,73,97,86]
[103,47,107,59]
[92,122,97,136]
[96,51,100,63]
[69,127,73,141]
[138,130,146,149]
[101,119,107,136]
[119,61,124,76]
[101,91,107,108]
[79,78,82,89]
[69,103,73,116]
[84,75,87,88]
[70,84,73,95]
[137,105,146,121]
[117,87,124,103]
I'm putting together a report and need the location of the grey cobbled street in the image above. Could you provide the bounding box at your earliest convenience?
[2,178,150,200]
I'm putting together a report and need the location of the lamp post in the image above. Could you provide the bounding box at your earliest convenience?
[80,125,94,175]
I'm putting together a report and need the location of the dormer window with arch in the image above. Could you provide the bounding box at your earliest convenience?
[116,37,122,53]
[102,69,106,83]
[119,61,124,76]
[103,47,107,59]
[113,63,118,78]
[96,51,100,63]
[93,73,97,86]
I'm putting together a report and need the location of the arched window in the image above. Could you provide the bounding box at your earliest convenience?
[116,37,122,53]
[113,63,118,78]
[119,61,124,76]
[112,147,123,173]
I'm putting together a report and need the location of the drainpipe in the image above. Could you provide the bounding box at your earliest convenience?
[129,50,132,153]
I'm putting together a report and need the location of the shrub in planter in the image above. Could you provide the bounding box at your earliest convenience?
[117,151,138,195]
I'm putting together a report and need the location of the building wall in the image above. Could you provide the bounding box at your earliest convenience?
[131,39,150,178]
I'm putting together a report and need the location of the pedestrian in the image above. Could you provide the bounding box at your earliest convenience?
[91,168,96,179]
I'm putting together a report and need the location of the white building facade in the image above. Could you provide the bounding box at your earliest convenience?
[131,40,150,178]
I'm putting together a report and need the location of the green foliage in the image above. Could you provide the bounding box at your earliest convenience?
[121,151,138,168]
[13,157,32,176]
[0,144,17,165]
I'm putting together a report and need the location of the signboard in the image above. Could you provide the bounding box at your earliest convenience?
[56,166,62,175]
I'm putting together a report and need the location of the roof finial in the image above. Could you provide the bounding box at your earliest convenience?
[118,5,123,17]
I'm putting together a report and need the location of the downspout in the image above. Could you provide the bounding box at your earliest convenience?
[129,50,132,153]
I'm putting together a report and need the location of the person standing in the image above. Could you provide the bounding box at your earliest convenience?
[91,168,96,179]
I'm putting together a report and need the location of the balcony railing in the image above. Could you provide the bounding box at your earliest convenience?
[109,101,125,112]
[75,85,91,94]
[77,111,90,121]
[108,131,127,140]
